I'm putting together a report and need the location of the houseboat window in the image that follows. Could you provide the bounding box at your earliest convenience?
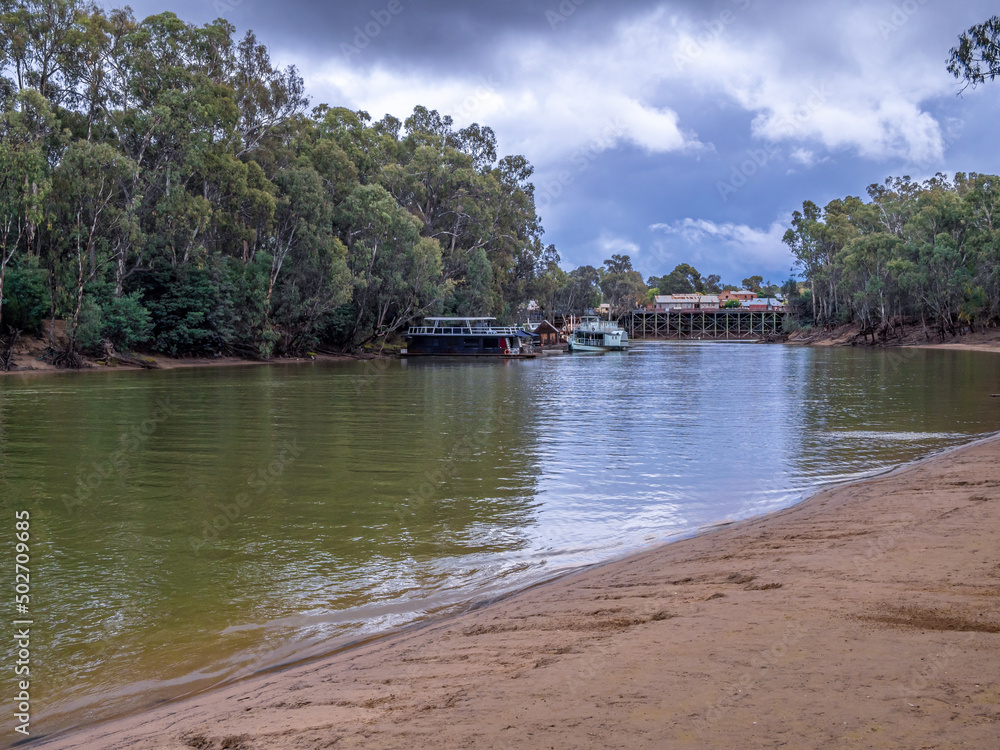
[463,338,479,347]
[483,338,499,348]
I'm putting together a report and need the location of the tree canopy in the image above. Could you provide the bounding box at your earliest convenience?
[782,173,1000,336]
[0,0,551,360]
[948,15,1000,90]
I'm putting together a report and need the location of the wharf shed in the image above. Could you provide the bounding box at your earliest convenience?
[719,290,757,305]
[531,320,563,345]
[745,297,785,311]
[654,294,720,311]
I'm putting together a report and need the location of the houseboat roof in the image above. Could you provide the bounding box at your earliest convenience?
[423,317,498,322]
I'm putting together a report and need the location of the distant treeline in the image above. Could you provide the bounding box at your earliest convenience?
[0,0,551,359]
[782,173,1000,336]
[530,256,789,320]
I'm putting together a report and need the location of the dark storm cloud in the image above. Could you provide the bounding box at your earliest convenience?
[116,0,1000,281]
[126,0,744,70]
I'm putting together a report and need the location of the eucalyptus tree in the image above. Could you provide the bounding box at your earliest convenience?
[650,263,701,294]
[528,255,566,318]
[554,264,600,315]
[48,138,138,347]
[381,109,496,311]
[375,106,544,319]
[839,233,904,333]
[948,15,1000,90]
[599,254,646,317]
[957,173,1000,321]
[898,187,973,335]
[0,2,557,360]
[0,0,90,106]
[782,199,857,326]
[339,183,445,349]
[0,124,48,335]
[0,89,53,316]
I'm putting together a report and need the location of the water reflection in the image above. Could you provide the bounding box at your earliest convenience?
[1,345,999,735]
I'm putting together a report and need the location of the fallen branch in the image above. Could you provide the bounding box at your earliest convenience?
[96,340,159,369]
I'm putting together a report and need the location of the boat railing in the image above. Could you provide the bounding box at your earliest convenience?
[407,325,524,336]
[576,321,624,332]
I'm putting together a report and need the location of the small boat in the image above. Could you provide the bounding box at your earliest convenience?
[402,317,537,357]
[567,316,629,352]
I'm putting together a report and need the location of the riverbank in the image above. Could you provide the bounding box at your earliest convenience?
[36,434,1000,749]
[786,321,1000,353]
[0,332,383,376]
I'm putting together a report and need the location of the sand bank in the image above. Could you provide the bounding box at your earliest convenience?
[33,435,1000,749]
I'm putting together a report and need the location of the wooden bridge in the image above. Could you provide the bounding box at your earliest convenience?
[627,309,785,341]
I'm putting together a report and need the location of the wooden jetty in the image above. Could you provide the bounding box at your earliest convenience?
[628,309,784,341]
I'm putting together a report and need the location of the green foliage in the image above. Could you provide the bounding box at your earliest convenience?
[782,315,809,334]
[782,172,1000,335]
[543,264,601,315]
[948,15,1000,89]
[599,255,646,316]
[74,296,103,350]
[1,257,47,332]
[449,246,496,316]
[217,255,273,357]
[100,291,152,350]
[137,264,223,356]
[650,264,697,294]
[647,264,723,295]
[0,1,557,360]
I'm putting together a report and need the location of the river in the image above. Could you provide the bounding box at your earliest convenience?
[1,342,998,736]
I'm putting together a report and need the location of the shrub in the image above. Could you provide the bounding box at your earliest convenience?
[1,258,48,333]
[74,296,104,349]
[101,291,153,350]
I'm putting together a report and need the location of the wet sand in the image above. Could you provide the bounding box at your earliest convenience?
[34,435,1000,749]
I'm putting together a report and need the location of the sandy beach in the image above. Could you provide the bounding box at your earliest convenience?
[31,433,1000,749]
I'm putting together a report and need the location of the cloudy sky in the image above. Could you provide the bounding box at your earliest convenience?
[122,0,1000,285]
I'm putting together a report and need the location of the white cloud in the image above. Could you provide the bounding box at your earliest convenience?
[790,148,816,166]
[287,12,704,172]
[286,1,957,173]
[648,218,796,280]
[595,232,641,258]
[671,4,953,163]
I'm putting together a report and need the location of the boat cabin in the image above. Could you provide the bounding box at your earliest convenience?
[567,316,629,352]
[404,317,534,356]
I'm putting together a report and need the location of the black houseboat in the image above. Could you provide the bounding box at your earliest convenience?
[403,317,536,357]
